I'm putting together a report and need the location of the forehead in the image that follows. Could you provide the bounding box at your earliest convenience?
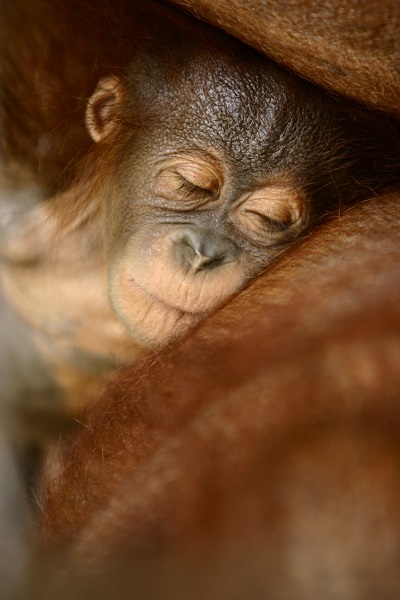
[169,59,284,148]
[126,42,335,178]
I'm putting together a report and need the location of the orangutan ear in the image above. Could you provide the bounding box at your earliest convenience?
[85,76,122,143]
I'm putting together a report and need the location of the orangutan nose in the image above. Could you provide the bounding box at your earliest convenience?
[174,227,237,272]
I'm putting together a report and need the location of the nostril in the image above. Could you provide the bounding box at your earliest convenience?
[182,238,197,255]
[180,236,201,266]
[173,228,237,272]
[196,254,228,271]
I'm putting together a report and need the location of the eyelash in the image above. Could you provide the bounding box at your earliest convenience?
[175,173,214,199]
[246,210,290,233]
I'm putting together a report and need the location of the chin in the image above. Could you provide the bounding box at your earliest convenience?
[110,275,206,348]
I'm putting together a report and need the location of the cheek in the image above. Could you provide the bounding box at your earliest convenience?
[108,225,250,345]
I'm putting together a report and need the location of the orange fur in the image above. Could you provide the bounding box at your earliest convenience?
[37,189,400,598]
[1,0,400,597]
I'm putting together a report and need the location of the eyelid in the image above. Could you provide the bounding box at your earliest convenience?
[238,186,304,222]
[235,185,305,240]
[244,209,291,233]
[173,161,221,192]
[154,166,221,207]
[243,198,295,223]
[174,172,215,198]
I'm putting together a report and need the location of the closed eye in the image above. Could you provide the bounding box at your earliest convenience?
[245,209,291,233]
[175,172,215,199]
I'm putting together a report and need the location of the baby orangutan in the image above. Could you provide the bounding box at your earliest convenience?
[84,46,400,348]
[1,0,400,437]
